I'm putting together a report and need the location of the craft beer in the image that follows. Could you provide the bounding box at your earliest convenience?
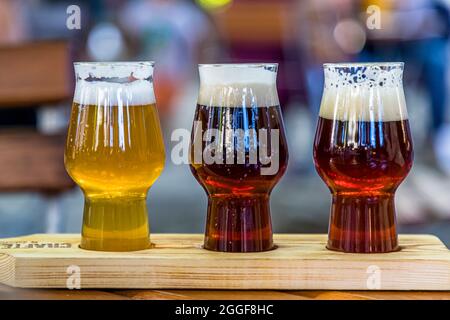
[65,62,165,251]
[190,64,288,252]
[313,63,413,253]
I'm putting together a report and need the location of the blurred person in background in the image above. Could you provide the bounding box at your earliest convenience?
[362,0,450,144]
[287,0,363,173]
[0,0,28,45]
[295,0,361,115]
[118,0,215,117]
[294,0,450,226]
[361,0,450,222]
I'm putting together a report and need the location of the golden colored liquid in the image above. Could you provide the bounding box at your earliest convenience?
[65,103,165,251]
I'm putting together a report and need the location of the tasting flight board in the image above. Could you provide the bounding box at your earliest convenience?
[0,234,449,290]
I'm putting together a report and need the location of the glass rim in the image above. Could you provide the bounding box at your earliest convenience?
[323,62,404,68]
[199,63,278,68]
[74,61,155,67]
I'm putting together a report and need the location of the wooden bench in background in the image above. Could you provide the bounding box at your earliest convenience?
[0,40,75,231]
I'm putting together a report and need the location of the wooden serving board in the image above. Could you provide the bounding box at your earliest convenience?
[0,234,449,290]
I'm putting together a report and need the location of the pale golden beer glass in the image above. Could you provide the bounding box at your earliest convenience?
[65,62,165,251]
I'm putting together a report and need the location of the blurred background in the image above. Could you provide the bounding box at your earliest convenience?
[0,0,450,245]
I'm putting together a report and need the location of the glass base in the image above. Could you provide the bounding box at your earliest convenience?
[204,194,274,252]
[327,193,399,253]
[81,195,150,251]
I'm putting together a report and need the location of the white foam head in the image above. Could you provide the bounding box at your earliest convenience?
[319,63,408,122]
[198,64,279,107]
[73,62,155,106]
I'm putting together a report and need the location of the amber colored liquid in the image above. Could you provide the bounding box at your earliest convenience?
[314,117,413,253]
[65,103,165,251]
[190,105,288,252]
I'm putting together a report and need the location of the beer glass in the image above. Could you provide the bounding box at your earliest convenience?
[65,62,165,251]
[313,63,413,253]
[189,64,289,252]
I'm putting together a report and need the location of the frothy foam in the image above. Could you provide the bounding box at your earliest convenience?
[319,64,408,122]
[198,83,279,108]
[198,65,279,107]
[74,80,155,106]
[75,62,154,80]
[73,62,155,106]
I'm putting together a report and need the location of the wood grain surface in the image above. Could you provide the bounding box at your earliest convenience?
[1,234,449,291]
[1,284,449,300]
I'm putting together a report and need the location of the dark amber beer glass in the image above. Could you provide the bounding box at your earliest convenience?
[65,62,165,251]
[189,64,289,252]
[313,63,413,253]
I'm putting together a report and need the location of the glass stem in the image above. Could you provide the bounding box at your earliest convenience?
[204,193,274,252]
[81,195,150,251]
[327,192,398,253]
